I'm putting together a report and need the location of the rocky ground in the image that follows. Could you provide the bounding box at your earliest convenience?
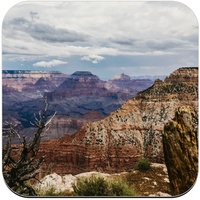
[126,163,171,196]
[35,163,171,197]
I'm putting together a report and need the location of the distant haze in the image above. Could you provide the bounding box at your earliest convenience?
[2,1,198,79]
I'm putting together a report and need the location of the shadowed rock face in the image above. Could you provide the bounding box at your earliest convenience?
[106,73,153,96]
[37,67,198,175]
[45,71,132,101]
[3,70,154,141]
[2,70,68,133]
[163,106,198,196]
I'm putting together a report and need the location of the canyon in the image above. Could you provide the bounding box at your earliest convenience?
[2,70,154,141]
[36,67,198,176]
[3,70,67,93]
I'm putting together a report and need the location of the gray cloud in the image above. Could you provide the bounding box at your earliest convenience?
[30,11,39,21]
[181,32,198,45]
[145,39,190,51]
[2,1,198,78]
[110,38,138,46]
[29,23,89,43]
[8,17,28,27]
[8,17,89,43]
[109,36,196,53]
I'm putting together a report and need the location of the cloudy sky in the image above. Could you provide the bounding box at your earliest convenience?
[2,1,198,79]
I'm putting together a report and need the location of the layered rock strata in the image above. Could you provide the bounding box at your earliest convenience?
[3,70,154,139]
[106,73,153,96]
[2,70,67,92]
[38,67,198,175]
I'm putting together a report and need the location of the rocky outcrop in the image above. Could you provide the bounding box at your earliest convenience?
[2,70,67,92]
[38,67,198,175]
[41,112,105,141]
[163,106,198,196]
[35,163,170,196]
[44,71,153,119]
[46,71,129,101]
[2,70,68,134]
[105,73,153,96]
[3,70,154,139]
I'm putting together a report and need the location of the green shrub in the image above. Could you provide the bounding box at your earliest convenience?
[136,157,151,171]
[73,175,137,196]
[36,186,73,196]
[108,178,137,196]
[73,176,108,196]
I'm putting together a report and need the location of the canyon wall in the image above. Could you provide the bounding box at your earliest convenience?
[2,70,67,92]
[38,67,198,175]
[3,70,154,140]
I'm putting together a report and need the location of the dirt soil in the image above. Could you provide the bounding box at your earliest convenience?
[117,163,171,196]
[35,163,171,197]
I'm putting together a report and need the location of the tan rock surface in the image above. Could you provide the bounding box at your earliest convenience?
[38,67,198,175]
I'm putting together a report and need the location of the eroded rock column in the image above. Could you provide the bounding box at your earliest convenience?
[163,106,198,196]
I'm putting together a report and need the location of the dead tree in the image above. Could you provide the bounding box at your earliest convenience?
[2,96,56,196]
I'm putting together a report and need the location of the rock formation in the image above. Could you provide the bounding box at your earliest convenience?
[2,70,67,92]
[37,67,198,175]
[2,70,67,129]
[105,73,153,96]
[3,70,154,141]
[163,106,198,196]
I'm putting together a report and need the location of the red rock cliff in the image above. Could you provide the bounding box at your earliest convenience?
[38,67,198,176]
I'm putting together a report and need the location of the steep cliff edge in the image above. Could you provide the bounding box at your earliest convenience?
[3,70,154,141]
[163,106,198,196]
[38,67,198,175]
[2,70,67,92]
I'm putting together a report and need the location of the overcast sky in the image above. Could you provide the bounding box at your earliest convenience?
[2,1,198,79]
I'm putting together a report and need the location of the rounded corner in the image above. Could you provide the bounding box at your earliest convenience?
[174,1,199,28]
[1,172,26,198]
[2,1,28,26]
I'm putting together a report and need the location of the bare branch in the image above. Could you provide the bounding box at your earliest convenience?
[3,96,55,196]
[45,111,57,127]
[34,113,39,123]
[30,121,35,126]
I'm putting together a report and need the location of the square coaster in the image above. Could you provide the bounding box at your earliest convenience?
[2,1,198,197]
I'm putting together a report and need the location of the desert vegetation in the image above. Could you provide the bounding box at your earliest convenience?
[136,157,151,171]
[73,175,137,196]
[35,174,138,196]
